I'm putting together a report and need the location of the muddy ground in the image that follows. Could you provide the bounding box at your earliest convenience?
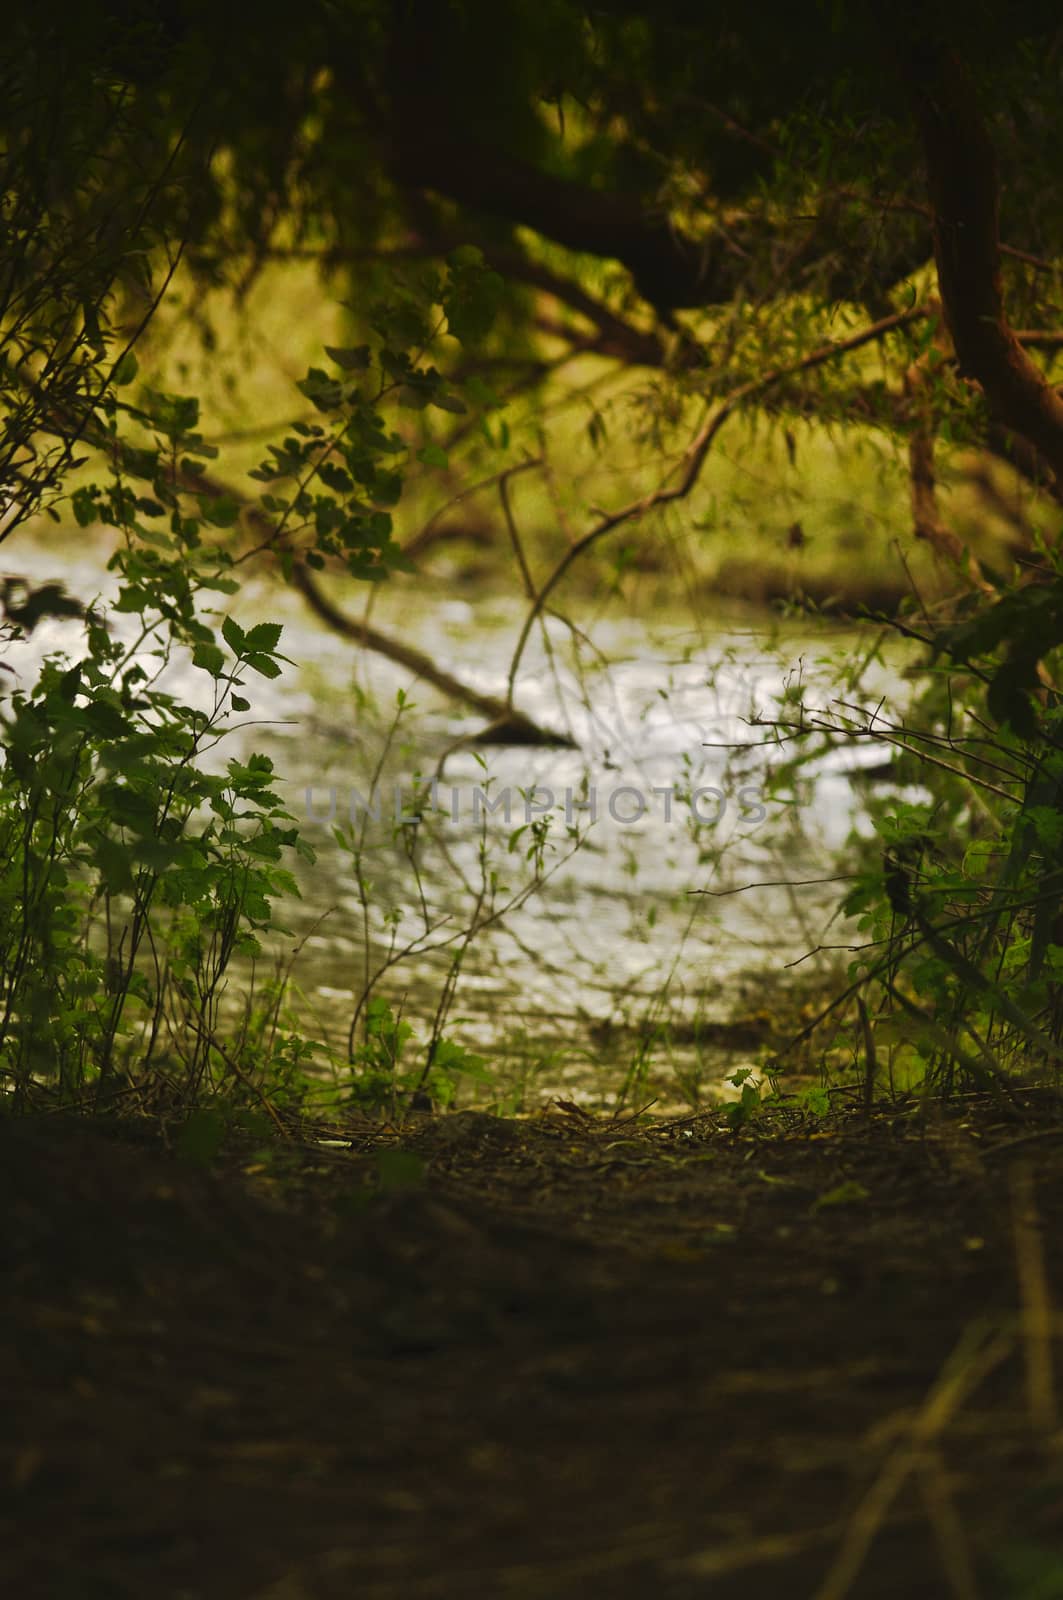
[4,1095,1063,1599]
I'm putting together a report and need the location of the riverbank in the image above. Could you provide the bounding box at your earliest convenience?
[5,1098,1063,1598]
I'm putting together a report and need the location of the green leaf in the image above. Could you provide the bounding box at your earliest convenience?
[134,496,167,518]
[141,387,200,440]
[72,486,98,527]
[130,838,192,872]
[429,391,467,415]
[84,701,134,738]
[417,443,449,469]
[221,615,246,653]
[324,344,371,370]
[296,368,345,411]
[244,622,283,653]
[92,835,134,893]
[193,641,225,677]
[246,653,282,679]
[203,495,240,529]
[318,461,353,494]
[112,349,139,386]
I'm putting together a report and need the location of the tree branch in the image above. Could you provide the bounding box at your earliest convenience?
[505,307,925,695]
[288,560,574,746]
[25,376,575,746]
[258,240,667,367]
[905,45,1063,484]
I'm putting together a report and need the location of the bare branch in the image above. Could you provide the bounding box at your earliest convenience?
[505,306,925,697]
[289,560,573,746]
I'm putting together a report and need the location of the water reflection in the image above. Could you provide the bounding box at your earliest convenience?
[233,584,902,1108]
[1,552,908,1110]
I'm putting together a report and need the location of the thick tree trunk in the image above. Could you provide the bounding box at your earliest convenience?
[904,45,1063,486]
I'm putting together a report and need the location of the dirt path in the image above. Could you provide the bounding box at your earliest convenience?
[4,1099,1063,1598]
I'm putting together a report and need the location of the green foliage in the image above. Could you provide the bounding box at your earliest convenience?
[346,998,489,1115]
[0,6,222,544]
[723,1067,772,1128]
[772,560,1063,1099]
[0,183,499,1114]
[4,0,1063,1126]
[0,391,309,1102]
[246,255,503,581]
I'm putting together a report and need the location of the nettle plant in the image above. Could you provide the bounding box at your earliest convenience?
[0,251,508,1111]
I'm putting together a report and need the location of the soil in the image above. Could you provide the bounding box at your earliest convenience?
[4,1094,1063,1600]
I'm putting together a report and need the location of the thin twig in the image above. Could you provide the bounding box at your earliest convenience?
[814,1324,1013,1600]
[1010,1162,1058,1433]
[504,306,927,699]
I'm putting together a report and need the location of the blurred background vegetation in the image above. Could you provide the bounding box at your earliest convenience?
[4,0,1063,1119]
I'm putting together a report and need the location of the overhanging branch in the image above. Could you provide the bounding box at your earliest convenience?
[905,45,1063,484]
[505,307,926,694]
[256,241,666,368]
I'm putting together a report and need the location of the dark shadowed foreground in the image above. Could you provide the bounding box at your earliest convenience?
[4,1100,1063,1599]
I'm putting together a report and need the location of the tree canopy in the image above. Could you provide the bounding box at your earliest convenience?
[5,0,1063,1108]
[6,1,1063,543]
